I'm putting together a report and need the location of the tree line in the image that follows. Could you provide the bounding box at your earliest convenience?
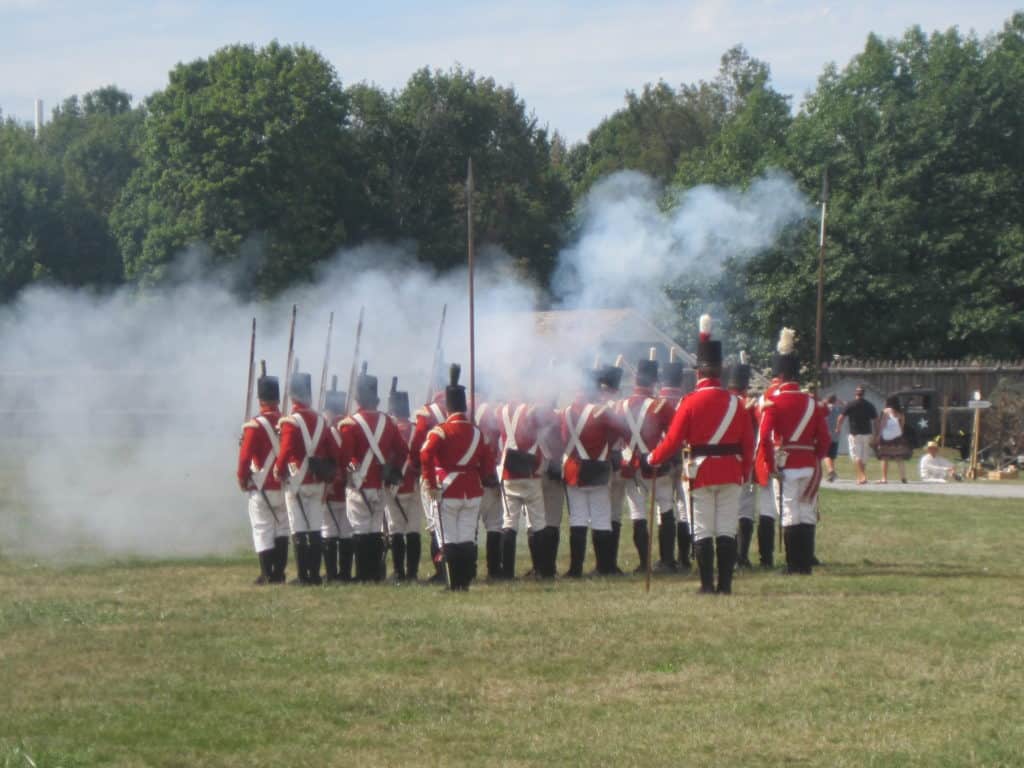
[1,13,1022,361]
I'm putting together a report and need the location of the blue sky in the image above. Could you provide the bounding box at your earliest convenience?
[0,0,1018,141]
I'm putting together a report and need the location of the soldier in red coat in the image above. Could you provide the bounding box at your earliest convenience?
[497,398,555,578]
[321,387,353,583]
[339,365,408,583]
[385,378,423,582]
[754,374,784,568]
[756,328,830,574]
[619,358,676,574]
[237,373,289,584]
[475,390,505,579]
[411,388,448,583]
[598,362,627,575]
[560,368,625,577]
[274,371,343,586]
[727,354,758,569]
[420,365,498,591]
[649,316,754,595]
[536,395,566,573]
[660,356,692,570]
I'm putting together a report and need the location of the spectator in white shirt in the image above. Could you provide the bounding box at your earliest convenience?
[919,440,961,482]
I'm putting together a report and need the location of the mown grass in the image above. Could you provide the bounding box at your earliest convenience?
[1,490,1023,767]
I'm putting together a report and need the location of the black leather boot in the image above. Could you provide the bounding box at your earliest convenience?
[367,533,385,582]
[565,526,587,577]
[677,520,692,570]
[609,521,624,574]
[307,532,323,585]
[271,536,289,583]
[323,537,340,582]
[338,537,354,582]
[656,510,677,571]
[715,536,737,594]
[694,537,715,594]
[486,531,502,579]
[596,529,618,575]
[758,517,775,569]
[737,518,754,568]
[290,533,308,585]
[255,548,275,585]
[391,534,407,581]
[808,525,820,568]
[525,528,538,577]
[538,527,557,579]
[783,526,798,574]
[428,535,446,584]
[799,524,815,574]
[443,544,460,590]
[632,519,649,574]
[406,533,421,582]
[501,529,517,580]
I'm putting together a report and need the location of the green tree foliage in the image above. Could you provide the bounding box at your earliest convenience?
[348,67,572,281]
[111,42,363,293]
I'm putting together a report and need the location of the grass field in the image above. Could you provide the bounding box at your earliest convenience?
[2,489,1023,767]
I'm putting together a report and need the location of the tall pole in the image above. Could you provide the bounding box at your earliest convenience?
[813,168,829,395]
[467,158,476,422]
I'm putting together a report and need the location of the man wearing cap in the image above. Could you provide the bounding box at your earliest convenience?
[619,358,676,574]
[659,354,691,571]
[339,365,408,582]
[727,354,758,569]
[836,386,878,485]
[920,441,960,482]
[385,378,424,582]
[420,365,498,591]
[649,315,754,595]
[237,372,290,584]
[757,328,831,575]
[322,387,353,583]
[561,367,626,577]
[275,371,342,586]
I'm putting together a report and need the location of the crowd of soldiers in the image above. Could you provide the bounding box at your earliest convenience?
[236,316,830,593]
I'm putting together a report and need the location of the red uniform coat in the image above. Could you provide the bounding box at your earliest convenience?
[618,387,676,479]
[497,401,548,480]
[410,394,447,473]
[658,386,685,408]
[648,378,754,489]
[275,405,342,486]
[753,380,784,485]
[420,412,497,499]
[559,395,625,488]
[339,409,408,490]
[756,383,830,476]
[237,406,282,491]
[393,417,418,494]
[326,418,347,502]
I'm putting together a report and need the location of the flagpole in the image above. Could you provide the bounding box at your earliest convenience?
[467,157,476,422]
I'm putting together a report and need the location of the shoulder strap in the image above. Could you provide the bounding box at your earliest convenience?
[708,394,739,446]
[250,415,281,491]
[623,397,655,454]
[788,396,817,444]
[350,412,388,488]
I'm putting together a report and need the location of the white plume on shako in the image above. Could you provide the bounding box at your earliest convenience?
[0,171,809,558]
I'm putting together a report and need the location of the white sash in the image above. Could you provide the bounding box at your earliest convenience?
[350,412,387,489]
[440,426,481,491]
[787,396,816,445]
[290,412,326,485]
[564,404,608,462]
[428,403,445,424]
[501,404,538,454]
[693,391,739,470]
[622,398,655,456]
[250,416,280,491]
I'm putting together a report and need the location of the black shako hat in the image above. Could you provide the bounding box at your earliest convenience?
[662,361,684,388]
[290,372,313,405]
[324,389,347,414]
[388,377,411,420]
[257,375,280,402]
[446,364,467,414]
[356,362,378,407]
[728,351,751,391]
[598,363,623,392]
[771,328,800,380]
[696,314,722,368]
[635,359,659,388]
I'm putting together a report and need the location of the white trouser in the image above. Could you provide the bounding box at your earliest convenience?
[247,489,287,551]
[757,481,779,521]
[541,475,564,528]
[479,487,502,533]
[345,487,387,535]
[321,499,351,538]
[691,483,741,541]
[420,480,437,532]
[671,467,687,521]
[609,473,625,525]
[738,483,756,521]
[566,485,612,531]
[386,490,424,535]
[501,477,547,531]
[284,483,325,534]
[779,468,818,526]
[437,497,482,544]
[624,476,675,521]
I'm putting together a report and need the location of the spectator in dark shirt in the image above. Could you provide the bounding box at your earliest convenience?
[835,386,878,485]
[824,394,843,482]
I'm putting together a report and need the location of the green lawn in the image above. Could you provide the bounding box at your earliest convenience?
[2,490,1023,767]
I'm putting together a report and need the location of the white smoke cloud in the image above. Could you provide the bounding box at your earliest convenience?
[0,170,808,559]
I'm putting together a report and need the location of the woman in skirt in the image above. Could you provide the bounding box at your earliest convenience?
[875,395,911,483]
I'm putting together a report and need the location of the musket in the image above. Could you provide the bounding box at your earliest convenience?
[325,499,342,537]
[467,158,476,421]
[424,304,448,405]
[431,496,452,588]
[388,487,409,523]
[261,488,281,526]
[645,474,657,594]
[344,307,365,417]
[243,317,256,425]
[317,311,334,411]
[683,446,696,560]
[281,304,297,413]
